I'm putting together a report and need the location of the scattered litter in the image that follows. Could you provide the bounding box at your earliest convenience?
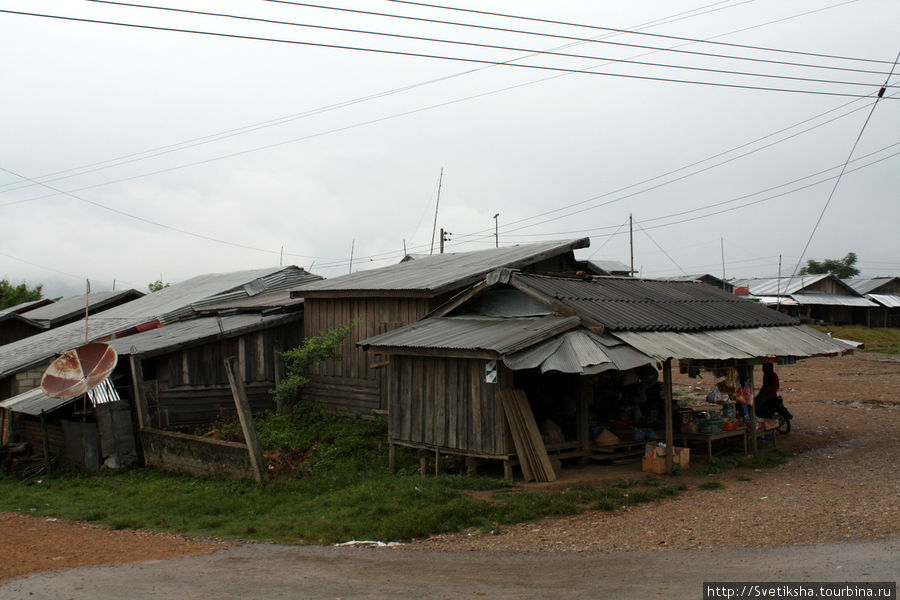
[334,540,403,548]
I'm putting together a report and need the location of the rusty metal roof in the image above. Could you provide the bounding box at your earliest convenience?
[291,239,589,296]
[514,274,796,331]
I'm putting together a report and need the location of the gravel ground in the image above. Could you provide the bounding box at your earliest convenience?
[1,353,897,579]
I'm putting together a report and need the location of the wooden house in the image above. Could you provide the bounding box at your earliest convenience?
[360,270,852,480]
[0,266,318,472]
[288,239,591,415]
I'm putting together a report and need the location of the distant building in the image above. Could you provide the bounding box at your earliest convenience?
[846,277,900,327]
[729,274,876,325]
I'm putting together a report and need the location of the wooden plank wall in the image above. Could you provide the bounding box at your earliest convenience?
[389,356,511,457]
[145,322,300,427]
[304,297,432,414]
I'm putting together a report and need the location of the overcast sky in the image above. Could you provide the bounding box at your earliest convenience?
[1,0,898,298]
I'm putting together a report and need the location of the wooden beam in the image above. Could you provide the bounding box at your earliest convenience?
[224,356,266,485]
[129,356,150,429]
[663,358,674,474]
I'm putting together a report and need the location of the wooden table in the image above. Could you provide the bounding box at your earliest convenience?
[679,429,747,460]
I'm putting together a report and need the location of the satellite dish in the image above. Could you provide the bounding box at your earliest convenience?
[41,343,118,399]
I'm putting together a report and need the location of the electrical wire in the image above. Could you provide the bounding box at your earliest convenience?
[452,100,899,240]
[586,217,629,259]
[0,9,891,99]
[256,0,891,78]
[0,166,331,260]
[0,0,752,193]
[91,0,889,92]
[387,0,891,66]
[783,51,900,292]
[632,217,688,276]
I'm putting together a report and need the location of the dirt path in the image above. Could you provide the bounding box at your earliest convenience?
[0,353,897,584]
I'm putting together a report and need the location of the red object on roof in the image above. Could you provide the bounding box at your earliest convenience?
[40,343,118,399]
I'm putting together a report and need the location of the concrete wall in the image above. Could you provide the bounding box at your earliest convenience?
[12,364,50,396]
[140,428,254,480]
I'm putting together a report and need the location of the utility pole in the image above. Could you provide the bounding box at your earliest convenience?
[439,228,452,254]
[430,168,443,255]
[720,237,726,290]
[629,214,634,277]
[348,239,355,274]
[493,213,499,248]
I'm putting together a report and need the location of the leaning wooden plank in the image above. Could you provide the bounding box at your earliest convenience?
[500,390,535,482]
[510,389,557,482]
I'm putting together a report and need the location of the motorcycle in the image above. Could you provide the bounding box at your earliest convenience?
[754,395,793,434]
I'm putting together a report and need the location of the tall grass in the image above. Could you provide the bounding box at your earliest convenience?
[808,325,900,354]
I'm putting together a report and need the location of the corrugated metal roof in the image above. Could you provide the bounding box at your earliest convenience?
[847,277,900,295]
[22,289,144,325]
[614,325,853,361]
[514,274,796,331]
[192,289,304,312]
[503,329,655,374]
[867,293,900,308]
[730,274,834,296]
[0,266,314,379]
[359,315,581,354]
[107,312,300,357]
[0,299,54,316]
[0,386,76,416]
[790,293,877,307]
[291,239,589,295]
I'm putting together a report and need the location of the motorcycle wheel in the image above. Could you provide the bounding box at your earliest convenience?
[776,415,791,434]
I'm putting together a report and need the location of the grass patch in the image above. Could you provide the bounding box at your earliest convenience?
[703,450,790,474]
[0,409,691,543]
[737,474,753,482]
[698,480,725,490]
[808,325,900,354]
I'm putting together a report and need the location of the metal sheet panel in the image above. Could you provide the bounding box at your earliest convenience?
[0,386,76,416]
[359,315,580,354]
[292,239,588,294]
[790,294,877,307]
[515,273,797,331]
[847,277,900,295]
[867,294,900,308]
[613,325,853,361]
[503,329,656,374]
[0,266,313,378]
[107,312,300,357]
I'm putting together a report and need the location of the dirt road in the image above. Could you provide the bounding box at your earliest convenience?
[1,538,897,600]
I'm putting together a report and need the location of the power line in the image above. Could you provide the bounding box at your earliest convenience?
[260,0,892,78]
[387,0,891,66]
[93,0,889,92]
[0,9,892,100]
[451,89,894,241]
[632,217,688,276]
[448,145,900,248]
[0,166,333,261]
[1,0,876,207]
[784,51,900,291]
[0,0,752,193]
